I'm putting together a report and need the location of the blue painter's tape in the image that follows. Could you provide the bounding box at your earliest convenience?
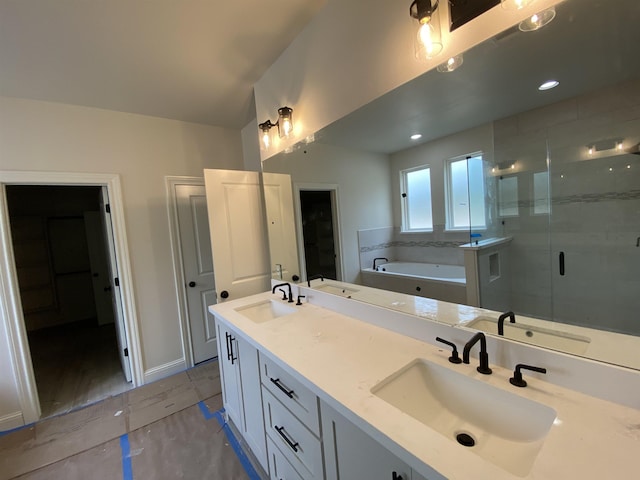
[120,434,133,480]
[198,400,216,420]
[213,409,262,480]
[0,422,35,437]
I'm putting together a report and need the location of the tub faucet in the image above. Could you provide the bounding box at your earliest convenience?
[463,332,492,375]
[498,311,516,336]
[373,257,388,270]
[272,282,293,303]
[307,274,324,287]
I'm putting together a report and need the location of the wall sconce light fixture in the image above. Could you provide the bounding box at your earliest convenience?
[519,7,556,31]
[437,54,464,72]
[258,120,276,150]
[410,0,443,60]
[258,106,294,150]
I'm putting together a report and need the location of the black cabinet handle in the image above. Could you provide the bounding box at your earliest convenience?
[275,425,299,452]
[392,472,403,480]
[559,252,565,276]
[270,377,295,398]
[220,290,229,299]
[225,332,237,364]
[225,332,232,361]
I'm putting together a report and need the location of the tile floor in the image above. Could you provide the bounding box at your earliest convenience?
[0,361,257,480]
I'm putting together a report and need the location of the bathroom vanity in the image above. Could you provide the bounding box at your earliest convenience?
[209,282,640,479]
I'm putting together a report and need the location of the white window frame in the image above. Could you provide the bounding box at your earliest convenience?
[445,152,487,231]
[400,164,433,233]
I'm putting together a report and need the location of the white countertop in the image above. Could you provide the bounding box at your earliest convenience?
[211,290,640,480]
[310,279,640,371]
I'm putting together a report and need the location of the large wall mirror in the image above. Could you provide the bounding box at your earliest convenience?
[262,0,640,370]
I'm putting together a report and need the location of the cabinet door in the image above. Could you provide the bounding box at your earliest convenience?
[236,333,268,471]
[216,322,242,428]
[321,401,412,480]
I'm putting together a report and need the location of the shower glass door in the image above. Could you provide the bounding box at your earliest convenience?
[547,96,640,336]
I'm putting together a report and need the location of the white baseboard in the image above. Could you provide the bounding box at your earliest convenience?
[0,411,25,433]
[143,358,187,384]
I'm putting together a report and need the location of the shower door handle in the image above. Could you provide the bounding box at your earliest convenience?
[559,252,565,276]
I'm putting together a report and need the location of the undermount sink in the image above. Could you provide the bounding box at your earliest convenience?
[234,299,297,323]
[467,317,591,355]
[314,284,359,297]
[371,358,557,477]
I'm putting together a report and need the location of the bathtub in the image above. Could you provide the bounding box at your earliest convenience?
[361,261,467,304]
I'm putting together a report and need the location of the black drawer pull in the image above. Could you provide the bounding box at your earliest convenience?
[270,377,294,398]
[559,251,565,276]
[275,425,299,452]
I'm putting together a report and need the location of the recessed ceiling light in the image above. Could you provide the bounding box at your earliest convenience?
[410,134,422,140]
[538,80,559,91]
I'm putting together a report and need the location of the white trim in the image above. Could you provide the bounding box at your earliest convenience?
[143,357,187,384]
[0,411,24,432]
[165,176,205,369]
[0,171,142,425]
[293,183,344,282]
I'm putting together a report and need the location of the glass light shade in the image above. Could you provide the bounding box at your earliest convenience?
[415,19,442,60]
[519,7,556,31]
[277,107,293,138]
[437,54,464,72]
[501,0,535,10]
[258,120,275,150]
[261,130,271,150]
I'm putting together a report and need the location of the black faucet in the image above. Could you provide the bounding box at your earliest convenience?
[435,337,462,364]
[272,283,294,303]
[462,332,492,375]
[307,274,324,287]
[498,311,516,336]
[373,257,388,270]
[509,364,547,388]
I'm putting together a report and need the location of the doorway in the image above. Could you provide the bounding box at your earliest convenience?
[299,190,339,280]
[4,185,132,419]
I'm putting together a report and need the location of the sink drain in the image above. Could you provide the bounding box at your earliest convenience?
[456,432,476,447]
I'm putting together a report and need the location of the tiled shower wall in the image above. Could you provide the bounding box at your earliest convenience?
[493,78,640,335]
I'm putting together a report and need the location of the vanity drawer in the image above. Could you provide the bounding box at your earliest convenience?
[266,437,305,480]
[263,388,324,480]
[260,352,320,435]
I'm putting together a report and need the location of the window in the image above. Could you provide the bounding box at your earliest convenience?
[400,165,433,231]
[532,171,550,215]
[446,154,486,229]
[498,175,519,217]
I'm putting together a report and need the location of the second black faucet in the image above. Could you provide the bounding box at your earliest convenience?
[462,332,492,375]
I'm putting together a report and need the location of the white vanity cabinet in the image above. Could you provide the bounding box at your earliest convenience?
[215,319,268,472]
[260,353,324,480]
[321,400,429,480]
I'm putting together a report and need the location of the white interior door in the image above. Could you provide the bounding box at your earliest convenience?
[204,169,271,302]
[175,184,218,364]
[100,187,132,382]
[262,172,300,282]
[84,211,115,326]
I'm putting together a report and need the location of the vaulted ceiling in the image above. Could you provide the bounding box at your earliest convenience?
[0,0,325,128]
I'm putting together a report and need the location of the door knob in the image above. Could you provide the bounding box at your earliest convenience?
[220,290,229,299]
[188,281,196,288]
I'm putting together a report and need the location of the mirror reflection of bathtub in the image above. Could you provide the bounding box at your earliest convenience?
[361,261,467,304]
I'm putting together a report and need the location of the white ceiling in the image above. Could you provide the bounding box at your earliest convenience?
[0,0,325,128]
